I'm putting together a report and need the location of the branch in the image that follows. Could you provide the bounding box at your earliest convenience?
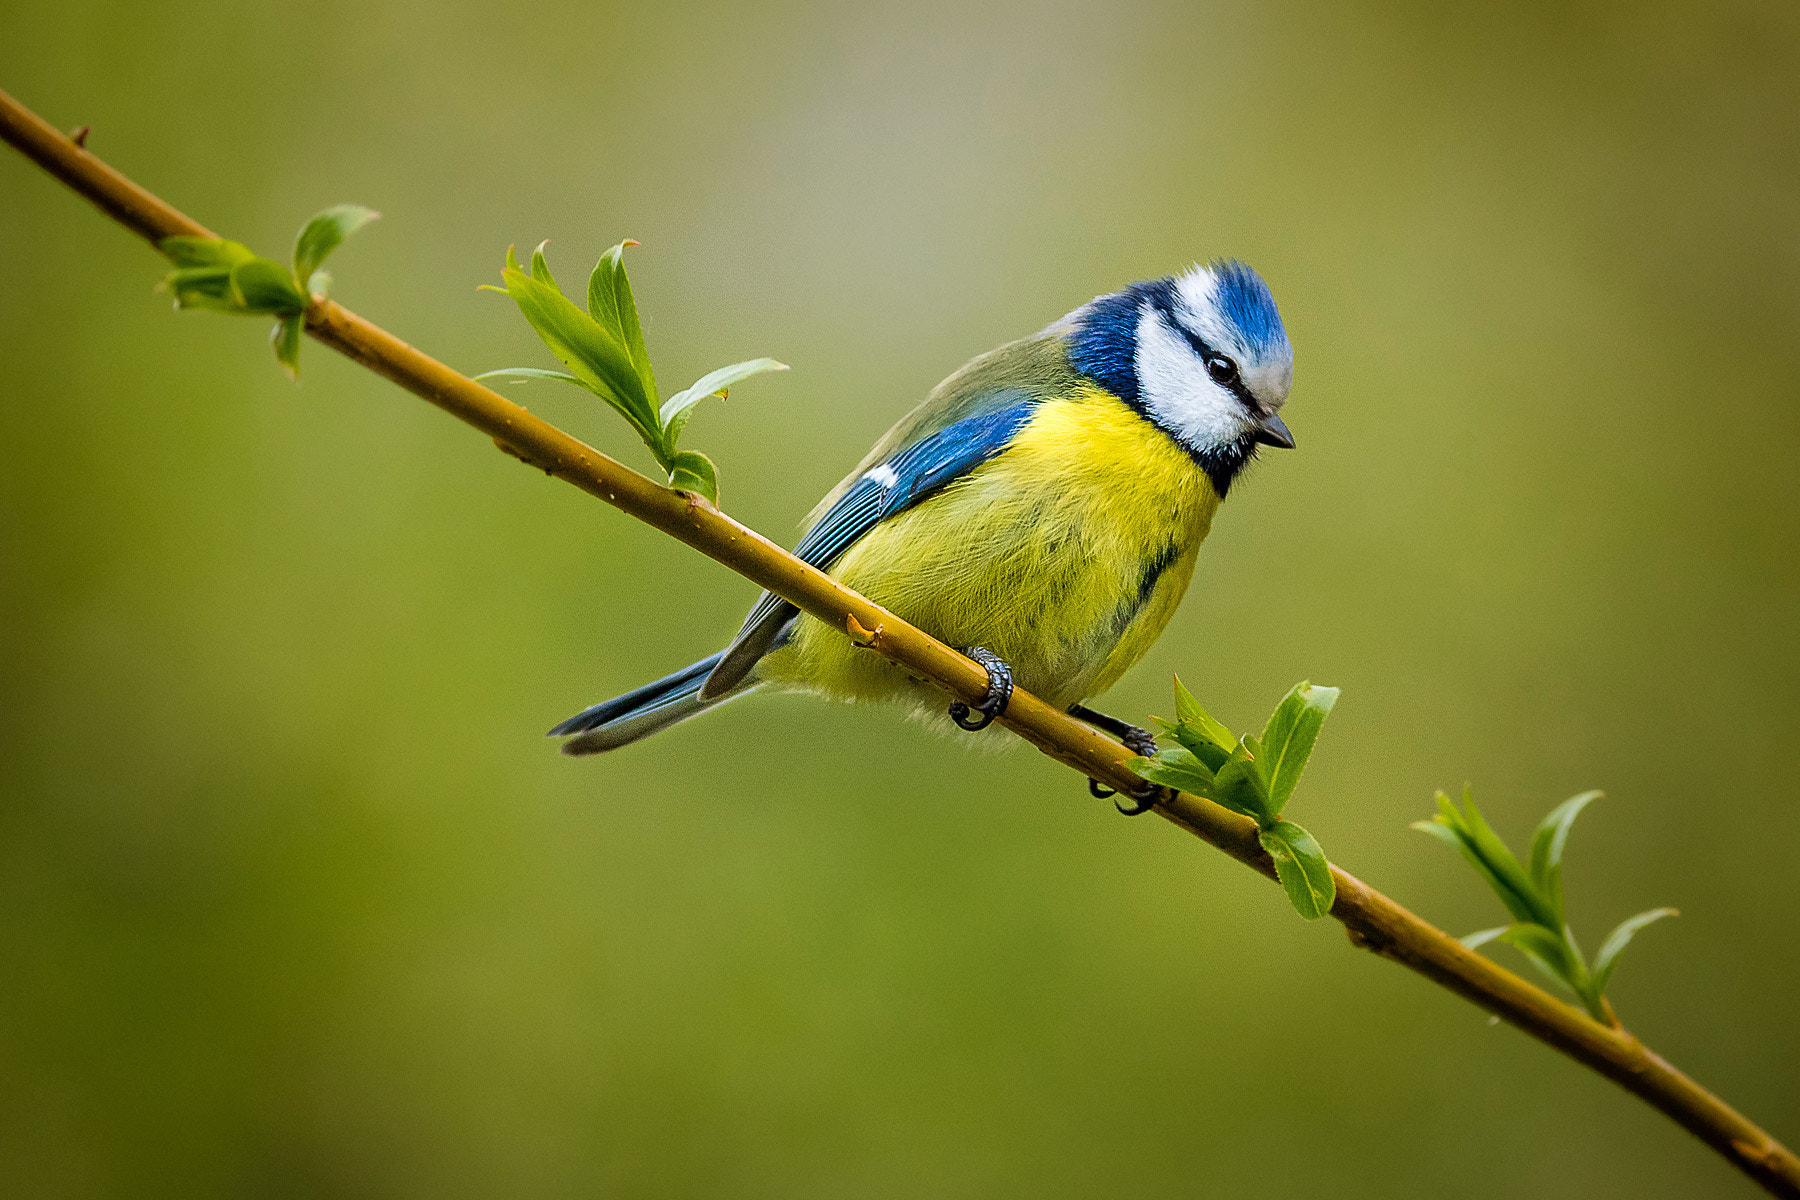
[4,86,1794,1197]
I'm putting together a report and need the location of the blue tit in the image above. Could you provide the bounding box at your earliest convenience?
[551,260,1295,784]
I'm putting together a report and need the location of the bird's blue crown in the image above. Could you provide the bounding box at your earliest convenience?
[1065,260,1290,497]
[1067,261,1287,405]
[1210,259,1287,359]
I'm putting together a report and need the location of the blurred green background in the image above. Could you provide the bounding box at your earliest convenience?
[3,1,1797,1196]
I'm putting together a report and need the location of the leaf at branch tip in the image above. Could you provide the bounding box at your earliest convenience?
[1528,790,1602,924]
[1129,746,1218,797]
[1592,907,1677,996]
[270,314,303,380]
[1456,789,1557,929]
[1212,738,1275,827]
[1495,922,1588,994]
[159,238,261,312]
[1259,680,1339,814]
[292,203,379,285]
[1414,799,1537,927]
[229,257,308,314]
[505,244,522,273]
[659,358,788,438]
[1259,820,1335,919]
[496,263,657,438]
[1172,675,1202,725]
[588,240,656,402]
[1460,926,1509,950]
[306,269,332,299]
[163,266,239,311]
[1166,675,1237,768]
[1434,788,1462,826]
[667,450,718,503]
[160,235,256,270]
[530,240,558,290]
[474,367,585,388]
[1411,818,1466,850]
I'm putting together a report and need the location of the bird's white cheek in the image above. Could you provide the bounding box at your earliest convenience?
[1134,313,1248,450]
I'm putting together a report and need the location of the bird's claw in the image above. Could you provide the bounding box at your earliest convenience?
[1068,705,1162,814]
[1088,776,1163,815]
[948,646,1012,732]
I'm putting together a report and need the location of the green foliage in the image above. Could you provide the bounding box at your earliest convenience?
[1259,820,1335,920]
[157,204,378,379]
[1414,789,1676,1022]
[293,204,380,294]
[478,240,786,504]
[1133,679,1341,919]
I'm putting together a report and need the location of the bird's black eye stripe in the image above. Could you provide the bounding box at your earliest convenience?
[1148,288,1259,412]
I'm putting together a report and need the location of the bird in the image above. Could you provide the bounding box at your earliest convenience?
[550,260,1295,810]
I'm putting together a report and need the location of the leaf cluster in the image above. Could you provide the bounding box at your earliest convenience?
[1414,789,1675,1023]
[158,204,378,378]
[1133,679,1341,919]
[478,241,785,504]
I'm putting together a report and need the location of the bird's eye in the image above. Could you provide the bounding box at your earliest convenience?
[1205,355,1239,385]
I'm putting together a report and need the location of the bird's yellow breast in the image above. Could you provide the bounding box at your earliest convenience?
[760,386,1221,711]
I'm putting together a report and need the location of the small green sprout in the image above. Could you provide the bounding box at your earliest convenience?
[1414,788,1676,1024]
[478,240,786,505]
[158,204,378,378]
[1133,678,1341,919]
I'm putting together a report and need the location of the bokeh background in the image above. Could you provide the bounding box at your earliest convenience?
[3,1,1798,1196]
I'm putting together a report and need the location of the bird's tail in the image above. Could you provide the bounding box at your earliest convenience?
[549,650,747,755]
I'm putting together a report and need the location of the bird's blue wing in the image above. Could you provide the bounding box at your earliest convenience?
[698,399,1038,698]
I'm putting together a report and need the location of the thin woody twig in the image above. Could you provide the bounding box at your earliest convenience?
[2,85,1794,1198]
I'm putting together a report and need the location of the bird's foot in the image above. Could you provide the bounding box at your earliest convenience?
[1070,703,1164,816]
[948,646,1013,732]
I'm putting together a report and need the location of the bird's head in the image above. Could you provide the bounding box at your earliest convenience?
[1067,261,1294,494]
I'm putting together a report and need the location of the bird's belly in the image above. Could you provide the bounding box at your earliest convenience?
[760,388,1221,712]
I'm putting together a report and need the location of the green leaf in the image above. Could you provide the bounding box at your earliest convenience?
[160,238,260,311]
[588,240,656,403]
[1258,681,1339,813]
[1591,907,1677,996]
[230,257,307,314]
[1259,820,1335,919]
[529,240,559,291]
[1415,800,1536,925]
[1495,922,1588,994]
[292,203,379,287]
[306,269,332,299]
[1528,790,1602,925]
[1172,675,1203,726]
[1165,675,1237,768]
[1129,746,1218,797]
[667,450,718,503]
[1456,791,1556,928]
[659,357,788,444]
[1156,719,1231,772]
[163,265,241,311]
[474,367,586,388]
[160,236,255,270]
[1434,789,1462,826]
[270,314,303,380]
[1460,926,1509,950]
[497,263,658,446]
[1410,818,1466,851]
[1212,738,1275,826]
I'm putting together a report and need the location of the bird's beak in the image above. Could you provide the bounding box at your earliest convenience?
[1251,412,1295,449]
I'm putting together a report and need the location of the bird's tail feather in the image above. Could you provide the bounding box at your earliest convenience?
[550,650,747,755]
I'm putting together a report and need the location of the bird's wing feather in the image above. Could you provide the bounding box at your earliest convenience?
[699,398,1040,699]
[804,333,1083,526]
